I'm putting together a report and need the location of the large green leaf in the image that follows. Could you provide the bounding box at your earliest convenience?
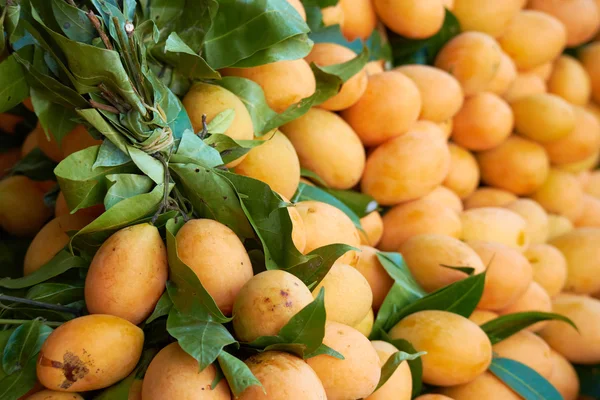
[104,174,155,210]
[51,0,96,43]
[321,188,378,218]
[0,355,38,400]
[217,351,262,397]
[25,283,84,305]
[30,87,79,145]
[489,358,563,400]
[229,35,314,68]
[172,129,223,168]
[2,320,52,375]
[373,348,425,392]
[0,55,29,113]
[481,312,577,345]
[158,32,219,79]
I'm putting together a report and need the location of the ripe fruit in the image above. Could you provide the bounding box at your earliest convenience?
[359,211,384,246]
[60,126,102,159]
[498,10,567,69]
[234,130,301,199]
[295,200,360,265]
[548,55,592,105]
[37,315,143,392]
[389,310,492,386]
[353,308,374,337]
[222,60,316,113]
[85,224,168,325]
[338,0,377,41]
[142,343,230,400]
[547,349,580,400]
[547,214,575,240]
[26,391,83,399]
[313,262,373,326]
[305,43,368,111]
[580,42,600,104]
[175,219,254,315]
[460,208,529,251]
[399,234,485,293]
[232,270,313,342]
[550,228,600,294]
[341,71,422,147]
[415,396,455,400]
[443,143,480,199]
[492,330,553,378]
[452,0,523,37]
[35,124,63,163]
[463,188,517,209]
[525,244,568,297]
[528,0,600,46]
[499,282,552,332]
[410,120,449,141]
[374,0,445,39]
[307,321,381,400]
[281,196,307,253]
[239,352,326,400]
[281,108,366,190]
[511,93,575,143]
[361,128,450,205]
[575,194,600,227]
[470,241,533,310]
[469,310,499,325]
[354,246,394,310]
[287,0,306,21]
[435,32,503,96]
[366,341,412,400]
[487,52,518,95]
[540,293,600,364]
[380,198,462,251]
[451,92,514,151]
[422,186,464,214]
[504,199,549,244]
[0,175,52,237]
[503,73,547,103]
[54,192,103,219]
[439,372,521,400]
[394,65,463,122]
[529,169,584,221]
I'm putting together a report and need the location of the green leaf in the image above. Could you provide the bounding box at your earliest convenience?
[10,147,57,181]
[167,308,237,370]
[481,312,577,345]
[293,182,362,229]
[229,35,314,68]
[489,358,563,400]
[93,140,132,168]
[127,147,165,185]
[76,109,130,155]
[30,90,78,145]
[373,348,426,392]
[299,168,328,187]
[441,264,476,275]
[206,109,236,135]
[576,364,600,398]
[145,292,173,324]
[172,129,223,168]
[321,188,378,218]
[284,244,356,289]
[217,351,263,397]
[203,134,263,165]
[157,32,219,80]
[0,55,29,113]
[304,343,345,359]
[25,283,84,305]
[0,329,15,380]
[0,250,88,289]
[0,355,38,400]
[104,174,155,210]
[371,252,426,339]
[319,44,369,82]
[2,320,52,375]
[379,333,424,397]
[51,0,96,43]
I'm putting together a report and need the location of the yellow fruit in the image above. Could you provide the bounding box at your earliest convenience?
[544,106,600,165]
[547,214,575,240]
[359,211,384,247]
[529,0,600,46]
[234,130,300,199]
[451,92,514,151]
[54,191,104,219]
[525,244,568,297]
[222,60,316,113]
[504,199,549,244]
[498,10,567,69]
[540,293,600,364]
[558,151,600,173]
[575,194,600,227]
[469,241,533,310]
[548,349,580,400]
[512,93,575,143]
[305,43,367,111]
[499,282,552,332]
[25,390,83,399]
[354,246,394,310]
[469,310,499,325]
[365,60,385,76]
[281,108,365,190]
[487,52,518,95]
[380,198,462,251]
[436,118,453,139]
[443,144,479,199]
[361,128,450,205]
[295,200,360,265]
[492,330,553,378]
[142,343,230,400]
[452,0,523,37]
[282,198,307,253]
[414,396,455,400]
[239,352,326,400]
[341,71,422,147]
[287,0,306,21]
[529,169,584,222]
[422,186,463,214]
[587,170,600,198]
[581,42,600,104]
[399,234,485,293]
[548,55,592,105]
[389,310,492,386]
[232,270,314,342]
[0,175,52,237]
[460,208,529,250]
[463,188,518,209]
[439,372,521,400]
[366,341,412,400]
[435,32,503,96]
[394,65,464,122]
[61,126,102,159]
[374,0,444,39]
[410,120,448,141]
[503,72,547,103]
[307,321,381,400]
[353,308,374,337]
[338,0,377,41]
[313,262,373,326]
[37,315,143,392]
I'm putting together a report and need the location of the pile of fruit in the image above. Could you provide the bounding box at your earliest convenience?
[2,0,600,399]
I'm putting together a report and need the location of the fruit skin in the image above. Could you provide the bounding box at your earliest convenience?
[359,211,384,247]
[295,200,360,265]
[435,32,503,96]
[452,0,523,37]
[414,396,455,400]
[353,308,374,337]
[544,106,600,165]
[61,125,102,159]
[54,192,104,219]
[422,186,463,214]
[451,92,514,151]
[586,170,600,199]
[487,52,518,95]
[504,199,549,244]
[374,0,445,39]
[540,293,600,364]
[389,310,492,386]
[338,0,377,41]
[35,123,63,162]
[469,241,533,311]
[25,390,84,399]
[37,315,143,392]
[460,207,529,251]
[492,330,553,378]
[312,262,373,326]
[512,93,575,143]
[580,42,600,104]
[438,372,521,400]
[142,343,230,400]
[529,169,584,222]
[85,223,168,325]
[503,72,547,103]
[307,321,381,400]
[0,175,52,237]
[21,131,38,157]
[498,10,567,70]
[0,147,20,178]
[380,198,462,251]
[282,198,307,253]
[548,55,592,105]
[394,65,463,123]
[443,143,479,199]
[361,128,450,205]
[222,60,316,113]
[281,108,365,190]
[529,0,600,47]
[286,0,306,20]
[525,244,567,297]
[354,246,393,310]
[24,214,95,276]
[550,228,600,294]
[547,349,580,400]
[575,194,600,227]
[341,71,422,147]
[469,310,498,325]
[175,219,254,316]
[399,234,485,293]
[463,188,517,209]
[238,351,326,400]
[234,130,300,200]
[547,214,575,240]
[305,43,368,111]
[232,270,314,342]
[365,341,412,400]
[499,281,552,332]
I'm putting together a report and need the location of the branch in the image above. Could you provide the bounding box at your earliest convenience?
[0,294,81,316]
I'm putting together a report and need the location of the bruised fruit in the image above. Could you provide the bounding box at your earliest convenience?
[366,341,412,400]
[354,246,394,310]
[37,315,143,392]
[550,228,600,294]
[460,208,529,251]
[0,175,52,237]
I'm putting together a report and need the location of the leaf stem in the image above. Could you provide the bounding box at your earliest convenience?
[198,114,209,139]
[86,11,113,51]
[151,153,172,224]
[0,319,63,327]
[0,294,82,316]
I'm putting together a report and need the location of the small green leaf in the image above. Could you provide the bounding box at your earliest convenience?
[490,358,563,400]
[127,147,165,185]
[321,188,378,218]
[299,168,329,187]
[217,351,263,397]
[440,264,476,275]
[481,312,577,345]
[285,244,356,289]
[172,129,223,168]
[304,343,344,359]
[206,109,236,135]
[0,55,29,113]
[25,283,84,305]
[145,293,173,324]
[319,45,369,82]
[51,0,96,43]
[2,320,52,375]
[379,333,424,397]
[104,174,155,210]
[203,134,263,165]
[374,349,426,392]
[93,140,132,168]
[10,147,57,181]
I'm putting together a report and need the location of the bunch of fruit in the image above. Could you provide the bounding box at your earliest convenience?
[2,0,600,399]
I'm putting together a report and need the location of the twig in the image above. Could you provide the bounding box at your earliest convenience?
[89,99,120,114]
[198,114,209,139]
[86,11,113,50]
[99,83,131,113]
[0,319,63,327]
[0,294,81,316]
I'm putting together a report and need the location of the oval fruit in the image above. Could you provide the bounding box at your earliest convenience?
[460,207,529,251]
[366,341,412,400]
